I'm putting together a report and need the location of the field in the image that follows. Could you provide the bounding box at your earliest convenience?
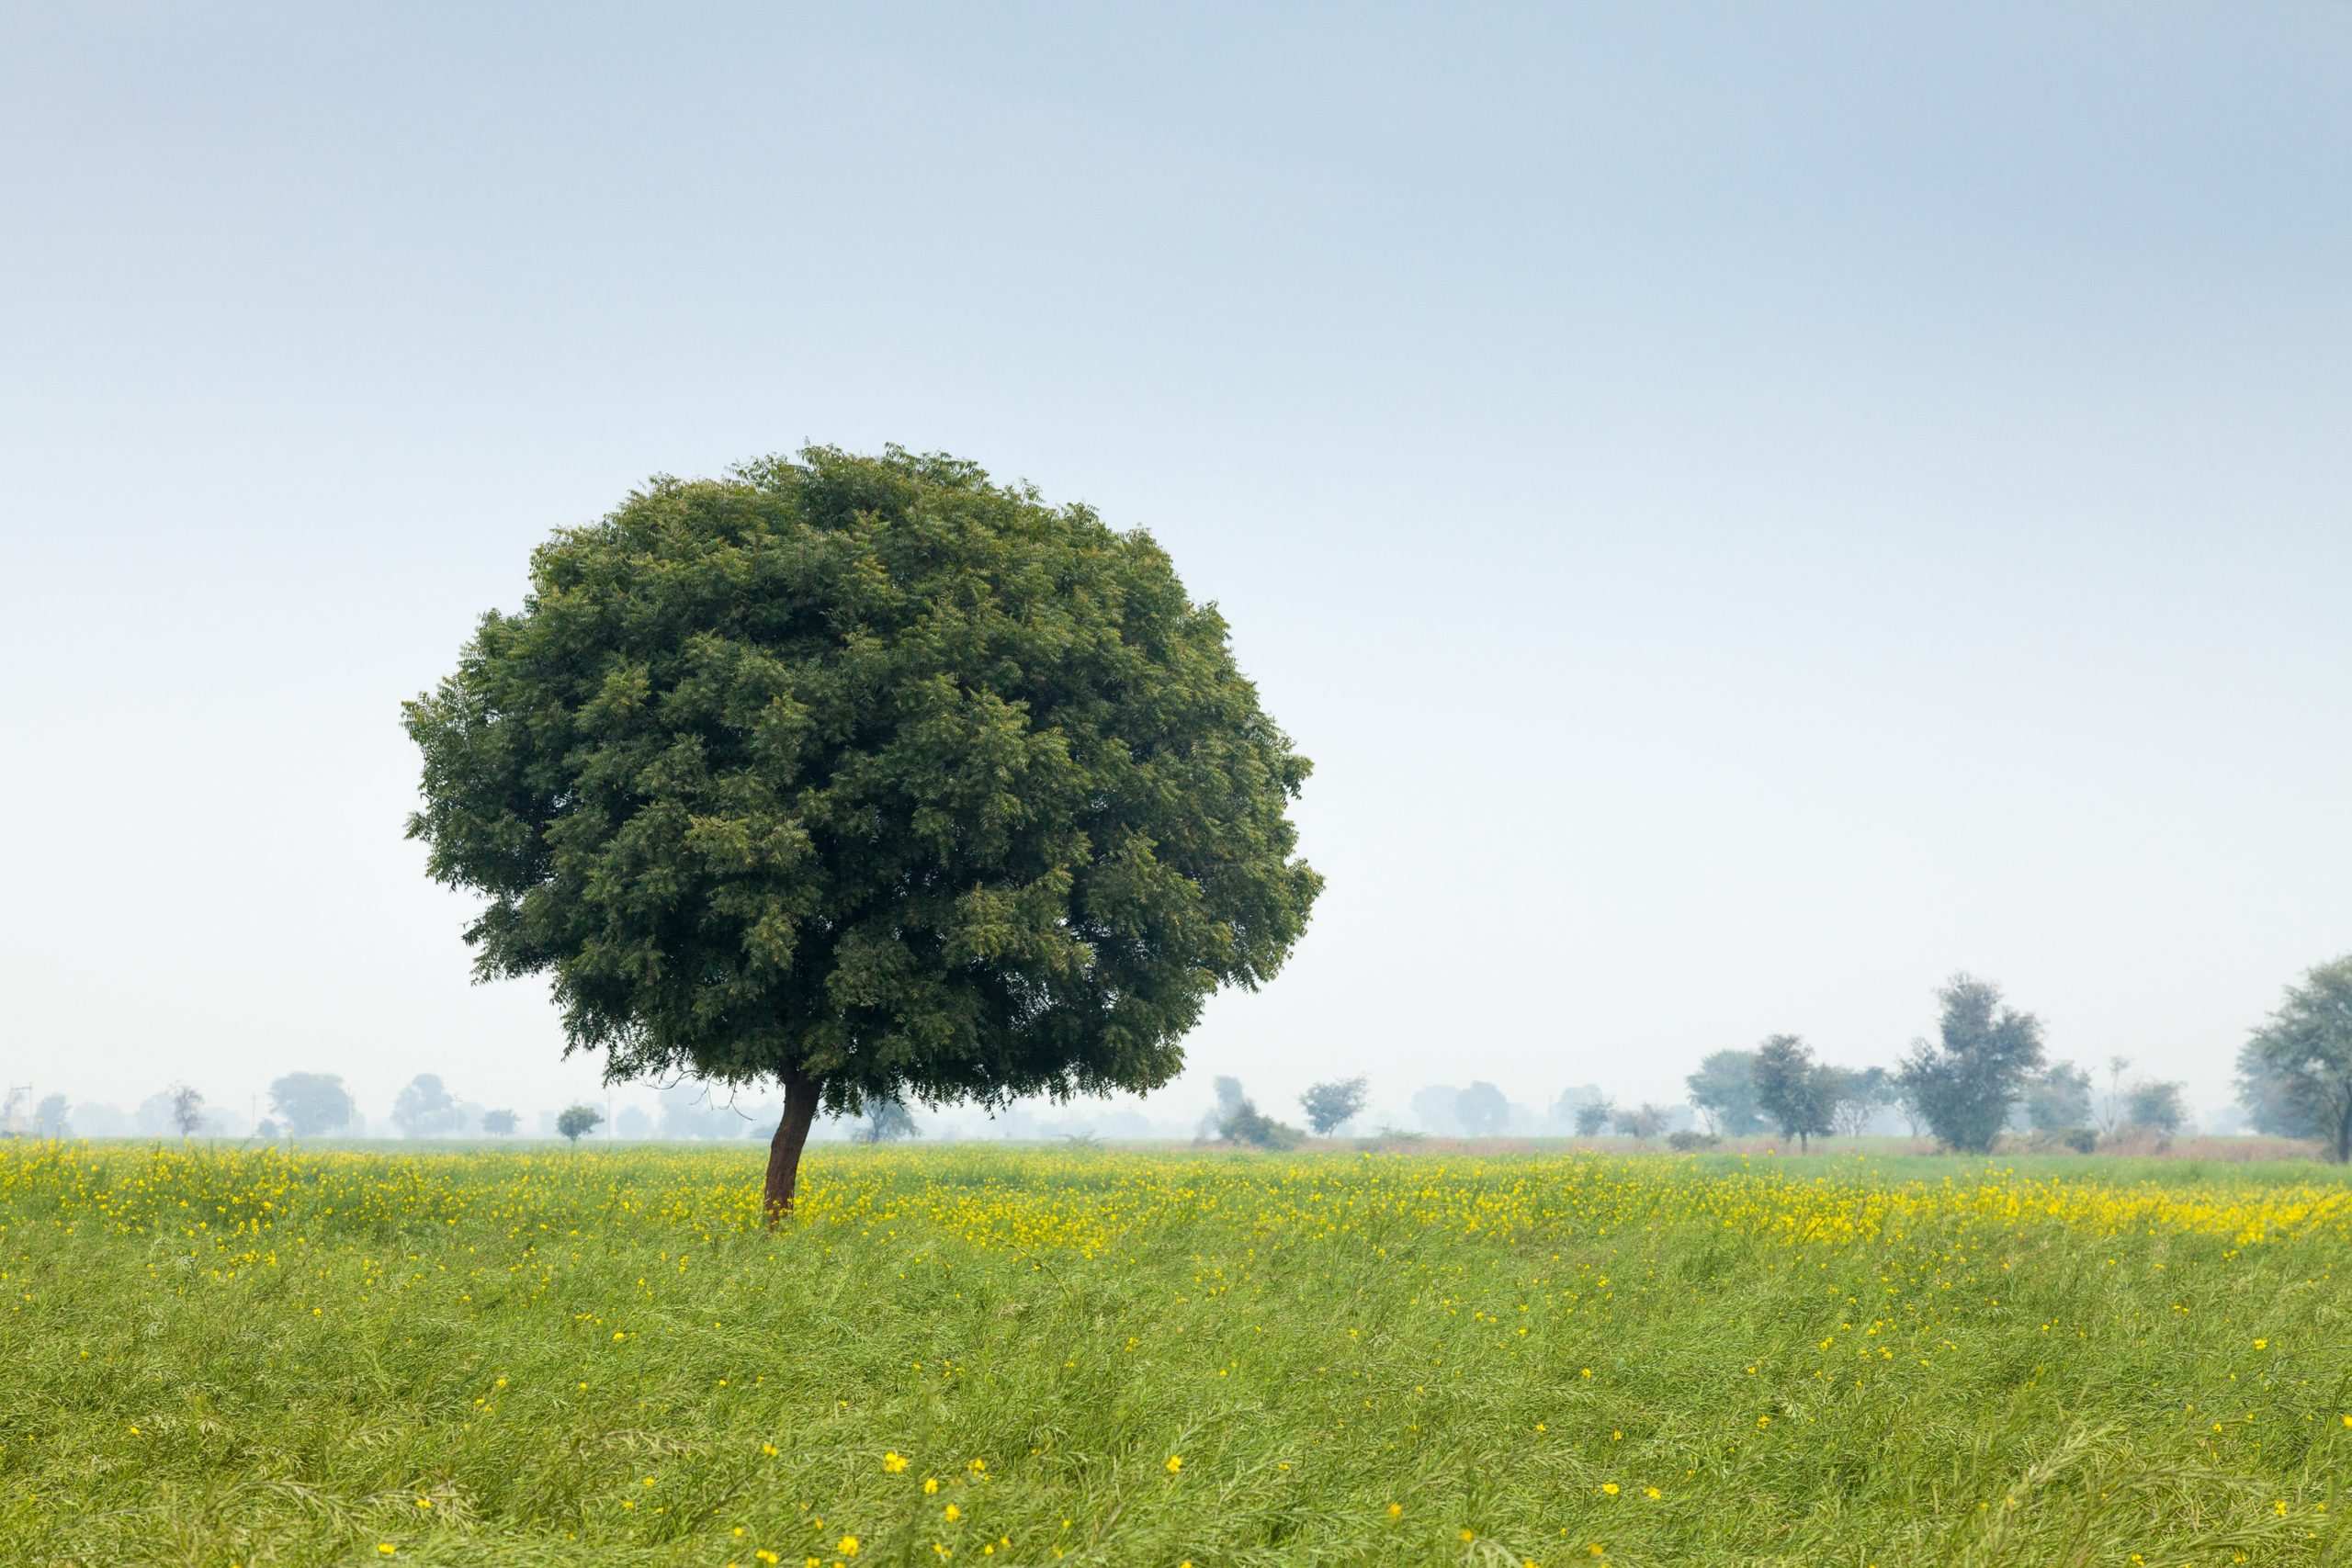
[5,1145,2349,1567]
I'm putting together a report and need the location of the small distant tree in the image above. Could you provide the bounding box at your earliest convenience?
[1454,1081,1510,1139]
[2095,1055,2134,1139]
[1298,1077,1369,1137]
[2237,956,2352,1163]
[1686,1049,1766,1135]
[556,1103,604,1145]
[2123,1079,2187,1135]
[1830,1065,1893,1138]
[168,1084,206,1139]
[1896,975,2046,1154]
[2020,1061,2093,1134]
[268,1072,356,1139]
[481,1108,519,1137]
[1613,1102,1666,1142]
[35,1094,70,1138]
[856,1096,920,1144]
[1574,1100,1614,1138]
[391,1074,468,1139]
[1751,1034,1837,1152]
[1216,1096,1302,1149]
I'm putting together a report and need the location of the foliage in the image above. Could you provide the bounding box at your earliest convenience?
[856,1097,920,1145]
[2124,1079,2188,1135]
[1297,1077,1369,1137]
[1751,1035,1838,1151]
[555,1104,604,1145]
[1830,1065,1894,1138]
[1453,1081,1510,1139]
[402,446,1321,1213]
[1896,975,2047,1154]
[2021,1061,2093,1134]
[481,1109,520,1137]
[1573,1100,1614,1138]
[390,1074,466,1139]
[1215,1099,1303,1151]
[6,1141,2348,1566]
[1666,1129,1719,1152]
[34,1094,69,1138]
[267,1072,356,1138]
[2237,955,2352,1162]
[1611,1102,1666,1141]
[167,1085,206,1139]
[1684,1049,1765,1135]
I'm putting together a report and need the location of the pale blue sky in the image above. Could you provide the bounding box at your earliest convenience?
[4,3,2346,1130]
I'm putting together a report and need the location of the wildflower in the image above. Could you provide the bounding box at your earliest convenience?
[377,1549,396,1559]
[839,1537,860,1556]
[1387,1503,1403,1517]
[763,1443,779,1457]
[1645,1488,1661,1500]
[414,1496,432,1507]
[885,1452,910,1473]
[1462,1529,1477,1542]
[944,1505,962,1522]
[1166,1455,1183,1473]
[1602,1483,1620,1495]
[924,1477,940,1495]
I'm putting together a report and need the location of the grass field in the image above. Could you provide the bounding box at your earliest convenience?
[6,1143,2349,1567]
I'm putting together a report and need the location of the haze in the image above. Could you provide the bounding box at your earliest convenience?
[5,4,2346,1134]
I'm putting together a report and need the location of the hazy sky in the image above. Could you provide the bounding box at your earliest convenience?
[5,3,2347,1131]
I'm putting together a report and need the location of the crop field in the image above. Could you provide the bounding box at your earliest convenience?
[5,1145,2350,1567]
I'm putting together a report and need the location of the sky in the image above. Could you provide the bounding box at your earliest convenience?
[4,2,2347,1134]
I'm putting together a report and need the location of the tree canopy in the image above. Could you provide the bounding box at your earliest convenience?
[268,1072,356,1138]
[2236,954,2352,1162]
[1298,1077,1369,1137]
[1897,974,2045,1154]
[1751,1034,1838,1151]
[1685,1048,1765,1135]
[404,446,1320,1214]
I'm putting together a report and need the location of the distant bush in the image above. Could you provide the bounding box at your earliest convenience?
[2063,1128,2098,1154]
[1217,1100,1303,1150]
[1667,1130,1720,1153]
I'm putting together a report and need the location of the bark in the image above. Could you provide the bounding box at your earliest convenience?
[763,1075,820,1227]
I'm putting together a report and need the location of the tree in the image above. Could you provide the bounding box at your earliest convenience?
[2020,1061,2093,1134]
[1895,975,2046,1154]
[1831,1065,1894,1138]
[2123,1079,2187,1135]
[1613,1102,1666,1141]
[2095,1055,2134,1139]
[1751,1035,1837,1151]
[404,447,1321,1222]
[481,1108,519,1136]
[168,1084,206,1139]
[856,1096,920,1144]
[1216,1096,1301,1149]
[35,1094,70,1138]
[556,1103,604,1144]
[1574,1100,1614,1138]
[1298,1077,1369,1137]
[268,1072,356,1138]
[2237,955,2352,1162]
[390,1074,465,1139]
[1454,1081,1510,1139]
[1685,1049,1765,1135]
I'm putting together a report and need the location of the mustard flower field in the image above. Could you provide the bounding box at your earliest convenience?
[5,1144,2349,1567]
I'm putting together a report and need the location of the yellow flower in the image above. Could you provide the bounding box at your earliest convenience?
[924,1477,940,1494]
[414,1496,432,1507]
[763,1443,779,1457]
[1462,1529,1477,1542]
[885,1451,910,1473]
[755,1552,778,1565]
[1386,1503,1403,1517]
[2254,1338,2268,1349]
[1645,1487,1661,1500]
[839,1537,860,1557]
[1166,1456,1183,1473]
[944,1504,962,1522]
[377,1550,396,1559]
[1602,1483,1620,1495]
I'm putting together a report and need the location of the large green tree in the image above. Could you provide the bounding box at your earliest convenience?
[405,446,1321,1218]
[1896,974,2045,1154]
[2236,955,2352,1163]
[1685,1048,1765,1135]
[1750,1034,1838,1152]
[268,1071,356,1138]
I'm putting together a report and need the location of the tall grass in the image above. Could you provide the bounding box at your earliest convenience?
[4,1142,2347,1565]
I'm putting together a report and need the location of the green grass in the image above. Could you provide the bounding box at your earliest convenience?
[5,1142,2349,1567]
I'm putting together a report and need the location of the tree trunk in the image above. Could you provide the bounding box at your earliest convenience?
[763,1075,820,1227]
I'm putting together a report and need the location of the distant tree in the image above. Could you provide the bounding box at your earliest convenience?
[856,1096,920,1144]
[35,1094,70,1138]
[1830,1065,1894,1138]
[254,1117,281,1140]
[402,448,1320,1223]
[1751,1034,1837,1152]
[2020,1061,2093,1134]
[1298,1077,1370,1137]
[390,1074,465,1139]
[556,1103,604,1145]
[1550,1083,1603,1125]
[1454,1081,1510,1139]
[2237,955,2352,1162]
[1685,1050,1765,1135]
[1216,1096,1302,1149]
[1214,1077,1248,1114]
[1613,1102,1666,1141]
[481,1108,519,1137]
[268,1072,356,1138]
[1574,1100,1614,1138]
[163,1084,205,1139]
[2094,1055,2134,1139]
[2123,1079,2187,1135]
[1895,975,2046,1154]
[1410,1085,1464,1135]
[615,1106,654,1139]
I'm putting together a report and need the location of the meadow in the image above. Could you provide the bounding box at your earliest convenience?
[4,1143,2348,1567]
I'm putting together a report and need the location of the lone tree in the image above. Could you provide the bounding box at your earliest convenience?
[1613,1101,1666,1141]
[855,1095,920,1144]
[390,1073,465,1138]
[268,1072,356,1138]
[1751,1034,1838,1151]
[2236,954,2352,1162]
[1897,974,2046,1154]
[556,1103,604,1144]
[1298,1077,1369,1137]
[404,447,1321,1220]
[1573,1100,1614,1138]
[168,1084,206,1138]
[2019,1061,2093,1134]
[481,1108,520,1137]
[1685,1049,1765,1135]
[1453,1080,1510,1139]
